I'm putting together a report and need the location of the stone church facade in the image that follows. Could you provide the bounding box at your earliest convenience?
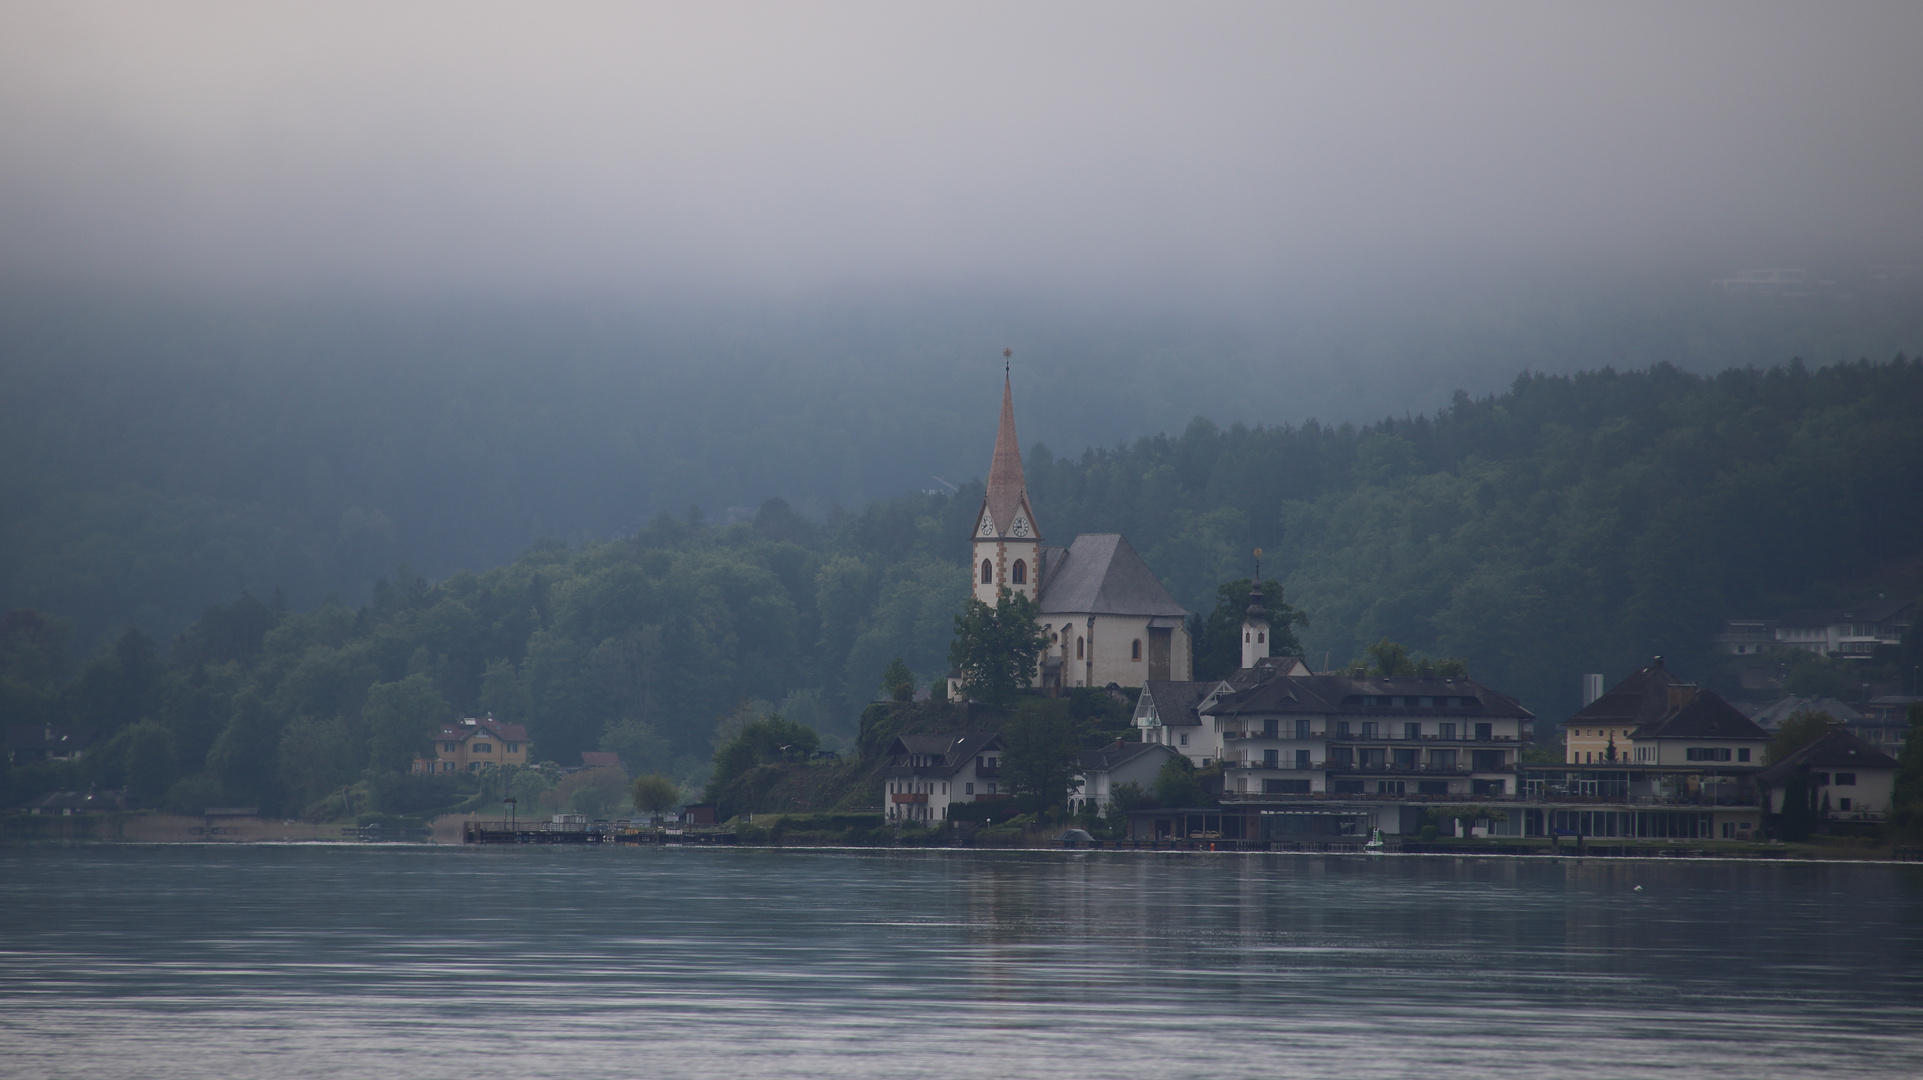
[968,373,1193,693]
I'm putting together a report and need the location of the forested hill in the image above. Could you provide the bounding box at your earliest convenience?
[1025,357,1923,715]
[2,356,1920,818]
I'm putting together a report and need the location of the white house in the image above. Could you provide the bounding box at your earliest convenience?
[1071,740,1182,816]
[878,732,1005,824]
[1755,728,1900,822]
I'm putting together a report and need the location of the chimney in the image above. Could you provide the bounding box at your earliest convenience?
[1582,674,1604,707]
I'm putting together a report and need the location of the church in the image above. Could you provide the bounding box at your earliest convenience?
[966,371,1193,693]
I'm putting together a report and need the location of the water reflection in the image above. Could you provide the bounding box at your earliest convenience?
[1,846,1918,1079]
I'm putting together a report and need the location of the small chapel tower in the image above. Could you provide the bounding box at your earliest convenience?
[971,361,1041,606]
[1241,551,1270,670]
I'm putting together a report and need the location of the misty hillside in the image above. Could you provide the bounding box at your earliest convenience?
[4,353,1920,819]
[6,290,1922,654]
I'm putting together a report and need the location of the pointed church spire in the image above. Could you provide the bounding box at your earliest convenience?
[981,350,1037,539]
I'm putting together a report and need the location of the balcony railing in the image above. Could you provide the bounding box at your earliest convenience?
[1221,730,1517,743]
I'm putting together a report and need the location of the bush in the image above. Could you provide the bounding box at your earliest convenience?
[160,772,223,815]
[1419,825,1440,842]
[366,771,478,816]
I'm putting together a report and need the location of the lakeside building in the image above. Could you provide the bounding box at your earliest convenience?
[963,373,1193,695]
[1123,648,1771,842]
[5,724,95,765]
[1755,728,1900,824]
[879,732,1005,823]
[1070,740,1181,816]
[1712,598,1914,660]
[410,716,532,775]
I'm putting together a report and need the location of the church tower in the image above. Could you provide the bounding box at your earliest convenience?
[971,368,1041,606]
[1241,555,1270,670]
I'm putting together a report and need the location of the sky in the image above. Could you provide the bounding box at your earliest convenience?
[4,1,1921,312]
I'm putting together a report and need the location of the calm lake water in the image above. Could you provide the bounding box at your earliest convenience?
[2,845,1919,1079]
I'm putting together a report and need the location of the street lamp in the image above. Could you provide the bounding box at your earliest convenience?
[503,796,517,832]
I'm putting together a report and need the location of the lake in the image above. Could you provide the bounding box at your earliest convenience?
[2,846,1918,1079]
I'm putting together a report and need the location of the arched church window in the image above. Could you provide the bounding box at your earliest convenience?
[980,559,993,584]
[1076,637,1085,659]
[1132,639,1142,661]
[1011,559,1026,585]
[1258,632,1265,643]
[1244,631,1250,643]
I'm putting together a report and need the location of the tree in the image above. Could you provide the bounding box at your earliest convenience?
[705,712,820,799]
[1367,639,1415,677]
[631,774,680,822]
[1766,709,1837,765]
[947,587,1048,710]
[1890,702,1923,841]
[880,658,916,703]
[122,719,178,803]
[207,690,281,811]
[1001,701,1079,815]
[1193,578,1308,679]
[363,674,448,774]
[1152,755,1208,808]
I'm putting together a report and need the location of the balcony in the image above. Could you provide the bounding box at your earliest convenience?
[890,793,929,804]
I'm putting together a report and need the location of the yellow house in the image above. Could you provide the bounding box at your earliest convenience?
[411,716,531,774]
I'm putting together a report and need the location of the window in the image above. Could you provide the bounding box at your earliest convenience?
[1418,780,1449,795]
[1404,722,1422,740]
[1179,733,1189,746]
[1263,749,1278,768]
[1011,559,1026,585]
[1295,749,1311,769]
[1332,779,1364,794]
[1377,780,1405,796]
[1840,797,1853,811]
[1132,639,1142,661]
[1472,749,1504,771]
[1076,637,1085,659]
[980,559,993,584]
[1244,631,1250,642]
[1295,719,1311,739]
[1686,747,1733,762]
[1738,747,1750,762]
[1393,748,1418,768]
[1264,779,1311,794]
[1257,631,1265,643]
[475,743,492,753]
[1335,721,1351,737]
[1474,723,1492,741]
[1361,722,1378,739]
[1835,772,1857,786]
[1429,749,1457,770]
[1328,746,1353,767]
[442,761,454,773]
[1438,723,1456,741]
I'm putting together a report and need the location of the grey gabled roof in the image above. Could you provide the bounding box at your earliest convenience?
[1756,728,1898,784]
[1037,534,1187,618]
[1773,597,1913,629]
[1632,690,1769,741]
[1137,680,1215,727]
[880,732,1002,778]
[1207,675,1533,720]
[1077,741,1177,772]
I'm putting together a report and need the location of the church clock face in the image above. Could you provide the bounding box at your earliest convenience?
[978,516,996,537]
[1010,516,1031,537]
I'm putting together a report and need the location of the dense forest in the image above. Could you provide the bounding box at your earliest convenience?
[3,354,1922,819]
